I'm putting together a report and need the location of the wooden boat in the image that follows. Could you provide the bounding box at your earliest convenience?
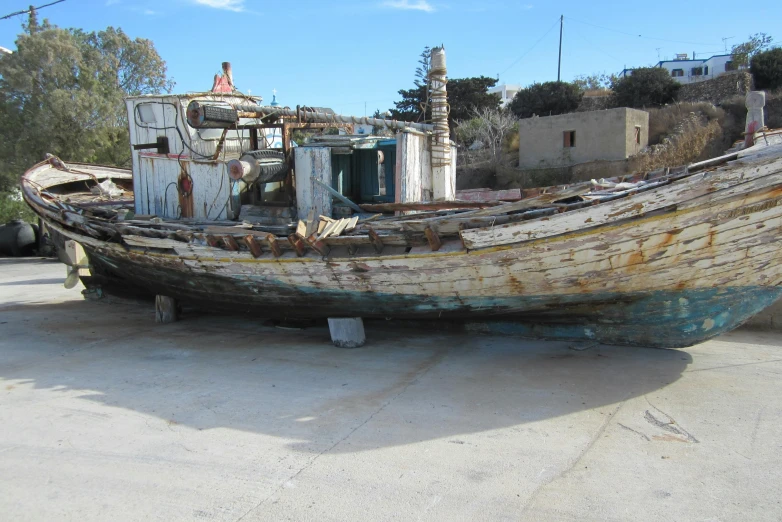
[19,59,782,348]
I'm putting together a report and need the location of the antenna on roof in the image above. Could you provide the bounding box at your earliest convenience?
[721,36,735,52]
[655,48,661,60]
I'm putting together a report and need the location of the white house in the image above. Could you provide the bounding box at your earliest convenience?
[619,53,737,85]
[488,84,521,107]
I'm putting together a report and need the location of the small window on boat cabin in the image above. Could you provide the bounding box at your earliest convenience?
[136,103,157,125]
[563,130,576,148]
[671,69,684,77]
[634,126,641,144]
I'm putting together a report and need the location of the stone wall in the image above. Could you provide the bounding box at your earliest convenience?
[677,71,753,104]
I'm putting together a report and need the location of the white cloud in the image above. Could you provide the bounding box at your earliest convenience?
[191,0,245,11]
[105,0,120,5]
[382,0,435,13]
[522,4,534,9]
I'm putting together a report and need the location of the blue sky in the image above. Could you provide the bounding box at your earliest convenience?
[0,0,779,115]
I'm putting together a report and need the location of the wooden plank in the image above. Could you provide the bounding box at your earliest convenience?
[345,216,359,232]
[331,218,350,237]
[296,220,307,237]
[317,220,328,234]
[244,234,263,257]
[305,210,318,236]
[318,219,340,240]
[205,234,221,248]
[121,235,185,249]
[460,161,782,250]
[359,200,500,212]
[455,189,522,202]
[463,183,593,218]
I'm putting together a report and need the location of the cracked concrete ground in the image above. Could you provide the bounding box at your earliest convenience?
[1,257,781,521]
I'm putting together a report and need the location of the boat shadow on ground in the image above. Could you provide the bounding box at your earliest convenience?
[1,296,693,454]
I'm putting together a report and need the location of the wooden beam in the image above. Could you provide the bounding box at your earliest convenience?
[288,233,307,257]
[359,200,500,212]
[306,234,331,256]
[266,233,282,258]
[205,234,220,248]
[424,226,442,251]
[222,235,240,251]
[367,227,384,253]
[244,234,263,258]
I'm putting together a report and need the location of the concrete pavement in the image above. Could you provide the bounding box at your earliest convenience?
[1,257,781,521]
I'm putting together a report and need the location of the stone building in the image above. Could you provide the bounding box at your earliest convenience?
[518,107,649,169]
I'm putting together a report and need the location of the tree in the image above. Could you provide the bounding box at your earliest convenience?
[731,33,774,69]
[610,67,680,109]
[0,12,173,192]
[457,108,517,166]
[390,76,500,135]
[572,72,616,91]
[750,47,782,90]
[508,81,583,119]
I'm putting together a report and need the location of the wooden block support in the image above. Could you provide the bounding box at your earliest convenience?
[327,317,366,348]
[266,234,282,258]
[155,295,179,324]
[244,234,263,258]
[306,234,331,256]
[367,227,384,254]
[288,234,307,257]
[222,235,240,251]
[424,226,442,251]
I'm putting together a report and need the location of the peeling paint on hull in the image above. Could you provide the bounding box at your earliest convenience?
[86,248,782,348]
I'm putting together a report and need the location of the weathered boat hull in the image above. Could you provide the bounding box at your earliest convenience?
[23,137,782,349]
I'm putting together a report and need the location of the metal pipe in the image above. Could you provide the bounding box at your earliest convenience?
[186,100,434,133]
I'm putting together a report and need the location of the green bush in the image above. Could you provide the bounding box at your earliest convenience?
[508,81,583,119]
[751,48,782,90]
[611,67,680,108]
[0,191,36,224]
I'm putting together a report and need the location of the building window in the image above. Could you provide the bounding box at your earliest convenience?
[704,66,709,75]
[671,69,684,77]
[634,126,641,144]
[691,67,703,76]
[725,61,736,71]
[563,130,576,148]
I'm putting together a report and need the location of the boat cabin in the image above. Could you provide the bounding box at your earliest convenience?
[125,79,456,231]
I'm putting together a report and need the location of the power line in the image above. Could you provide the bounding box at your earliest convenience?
[499,16,561,77]
[1,0,66,21]
[566,16,719,47]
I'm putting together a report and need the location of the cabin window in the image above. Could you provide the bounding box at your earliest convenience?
[563,130,576,148]
[634,126,641,144]
[671,69,684,77]
[691,67,703,76]
[136,103,157,125]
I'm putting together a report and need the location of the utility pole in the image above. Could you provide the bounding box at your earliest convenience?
[557,15,564,82]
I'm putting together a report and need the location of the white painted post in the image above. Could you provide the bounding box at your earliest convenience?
[327,318,366,348]
[395,130,432,206]
[294,147,333,220]
[745,90,766,134]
